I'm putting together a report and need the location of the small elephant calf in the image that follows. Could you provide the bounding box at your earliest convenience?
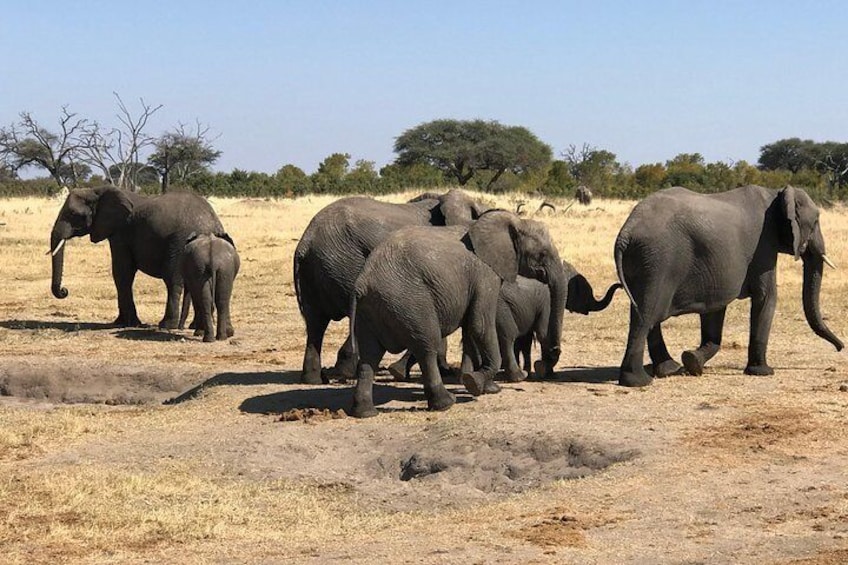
[179,232,240,342]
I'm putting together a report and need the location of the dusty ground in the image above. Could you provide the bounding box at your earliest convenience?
[0,191,846,564]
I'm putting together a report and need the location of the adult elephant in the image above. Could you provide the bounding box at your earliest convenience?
[293,189,489,384]
[350,211,566,417]
[614,185,843,387]
[49,185,225,328]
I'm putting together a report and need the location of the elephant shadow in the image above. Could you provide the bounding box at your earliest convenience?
[544,366,619,384]
[165,370,303,405]
[0,319,116,332]
[114,328,187,342]
[239,383,474,416]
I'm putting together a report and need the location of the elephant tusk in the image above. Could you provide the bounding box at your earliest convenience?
[823,255,837,270]
[48,239,66,257]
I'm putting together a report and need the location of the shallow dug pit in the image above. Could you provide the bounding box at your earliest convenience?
[0,358,197,405]
[370,431,638,504]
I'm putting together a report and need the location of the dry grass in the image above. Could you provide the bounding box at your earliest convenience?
[1,191,848,564]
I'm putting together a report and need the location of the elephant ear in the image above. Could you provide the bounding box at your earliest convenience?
[466,211,519,282]
[186,231,200,245]
[565,274,592,315]
[217,232,236,248]
[90,187,134,243]
[781,186,818,260]
[439,189,486,226]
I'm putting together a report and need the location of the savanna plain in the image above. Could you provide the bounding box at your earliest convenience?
[1,191,847,564]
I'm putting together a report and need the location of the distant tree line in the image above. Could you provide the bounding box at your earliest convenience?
[1,109,846,202]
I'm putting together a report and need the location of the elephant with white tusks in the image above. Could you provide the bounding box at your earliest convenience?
[349,210,566,418]
[293,189,490,384]
[49,185,225,328]
[614,184,843,387]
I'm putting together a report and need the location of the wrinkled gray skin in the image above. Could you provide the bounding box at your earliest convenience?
[615,185,843,387]
[50,186,225,327]
[293,189,490,384]
[350,211,566,418]
[178,233,240,342]
[464,261,622,381]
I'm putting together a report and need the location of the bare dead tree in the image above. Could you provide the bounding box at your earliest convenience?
[0,106,88,187]
[77,93,162,191]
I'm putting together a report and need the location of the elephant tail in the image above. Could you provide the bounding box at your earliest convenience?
[293,250,305,317]
[349,292,359,361]
[614,235,642,322]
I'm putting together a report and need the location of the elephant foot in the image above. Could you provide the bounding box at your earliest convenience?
[350,400,378,418]
[159,318,180,330]
[499,368,528,383]
[619,368,653,387]
[388,358,412,381]
[438,364,457,381]
[533,360,554,380]
[113,314,143,327]
[300,370,325,385]
[653,359,684,378]
[461,372,488,397]
[202,334,215,343]
[193,328,204,336]
[744,364,774,377]
[681,350,705,376]
[426,389,456,412]
[324,361,356,382]
[483,379,502,394]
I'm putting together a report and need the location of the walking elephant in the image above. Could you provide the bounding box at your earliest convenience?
[350,210,566,417]
[614,185,843,387]
[293,189,490,384]
[179,232,240,342]
[49,185,225,328]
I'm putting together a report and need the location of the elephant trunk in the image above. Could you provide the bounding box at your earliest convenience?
[542,259,567,369]
[585,282,623,312]
[802,253,843,351]
[50,222,71,299]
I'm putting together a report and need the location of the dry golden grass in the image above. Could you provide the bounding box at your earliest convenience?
[1,190,847,564]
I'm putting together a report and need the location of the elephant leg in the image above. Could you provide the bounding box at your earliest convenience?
[158,273,184,330]
[198,280,215,342]
[745,281,777,376]
[460,334,479,375]
[111,251,142,327]
[326,335,357,380]
[415,349,455,412]
[437,338,453,379]
[648,323,684,377]
[461,306,503,397]
[619,304,653,387]
[215,274,235,340]
[301,307,330,385]
[351,333,385,418]
[514,334,532,375]
[178,287,191,330]
[682,308,726,376]
[388,351,415,381]
[498,331,527,383]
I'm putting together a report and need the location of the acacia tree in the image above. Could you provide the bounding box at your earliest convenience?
[148,121,221,192]
[394,119,552,189]
[77,93,162,191]
[0,106,89,187]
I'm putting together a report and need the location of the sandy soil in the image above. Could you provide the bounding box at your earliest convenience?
[0,193,846,564]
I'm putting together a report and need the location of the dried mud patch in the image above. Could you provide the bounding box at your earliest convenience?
[0,358,199,405]
[687,405,825,461]
[507,509,626,548]
[780,549,848,565]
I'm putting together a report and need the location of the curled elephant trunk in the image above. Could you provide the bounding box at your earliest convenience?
[802,253,843,351]
[587,282,622,312]
[566,275,621,315]
[50,223,71,299]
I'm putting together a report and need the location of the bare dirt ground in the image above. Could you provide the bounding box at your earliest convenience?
[0,191,846,564]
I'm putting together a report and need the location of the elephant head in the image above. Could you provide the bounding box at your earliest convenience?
[467,210,567,366]
[562,260,622,315]
[49,186,134,299]
[409,189,490,226]
[779,186,843,351]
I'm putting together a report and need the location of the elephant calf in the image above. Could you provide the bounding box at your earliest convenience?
[484,262,621,381]
[179,233,240,342]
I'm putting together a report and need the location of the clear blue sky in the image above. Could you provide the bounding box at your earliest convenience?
[3,1,847,174]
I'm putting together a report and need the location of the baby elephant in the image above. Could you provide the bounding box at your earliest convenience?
[179,232,240,342]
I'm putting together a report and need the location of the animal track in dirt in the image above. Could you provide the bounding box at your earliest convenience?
[278,407,347,423]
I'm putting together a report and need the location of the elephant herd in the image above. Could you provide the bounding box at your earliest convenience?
[48,184,843,417]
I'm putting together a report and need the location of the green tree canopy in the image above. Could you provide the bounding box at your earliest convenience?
[393,119,552,190]
[148,122,221,192]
